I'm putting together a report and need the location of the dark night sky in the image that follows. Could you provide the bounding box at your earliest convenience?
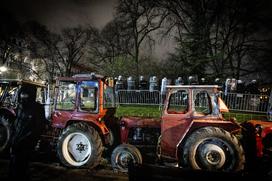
[2,0,271,60]
[1,0,174,57]
[1,0,118,31]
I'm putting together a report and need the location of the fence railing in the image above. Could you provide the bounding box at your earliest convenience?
[116,90,271,113]
[220,93,269,113]
[116,90,161,106]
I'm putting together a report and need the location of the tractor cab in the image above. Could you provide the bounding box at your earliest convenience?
[51,74,116,129]
[0,79,47,109]
[162,85,229,117]
[49,73,117,168]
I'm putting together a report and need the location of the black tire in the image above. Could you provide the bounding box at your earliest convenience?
[57,122,103,168]
[240,122,257,171]
[181,126,245,172]
[111,144,142,173]
[156,135,162,160]
[0,116,11,152]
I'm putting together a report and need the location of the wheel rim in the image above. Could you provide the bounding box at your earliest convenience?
[156,136,162,159]
[115,149,137,171]
[62,132,92,167]
[194,138,233,170]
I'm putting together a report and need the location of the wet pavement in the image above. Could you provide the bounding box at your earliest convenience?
[1,151,272,181]
[0,153,128,181]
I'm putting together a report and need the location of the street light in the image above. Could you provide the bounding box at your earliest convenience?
[0,66,7,72]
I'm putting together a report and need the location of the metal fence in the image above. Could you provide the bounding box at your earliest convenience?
[116,90,161,105]
[116,90,271,113]
[220,93,269,113]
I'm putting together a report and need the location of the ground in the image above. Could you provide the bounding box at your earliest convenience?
[0,152,128,181]
[1,151,272,181]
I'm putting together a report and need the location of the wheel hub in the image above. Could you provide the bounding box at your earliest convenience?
[199,143,226,168]
[66,133,91,163]
[118,152,133,167]
[206,150,221,165]
[76,142,88,153]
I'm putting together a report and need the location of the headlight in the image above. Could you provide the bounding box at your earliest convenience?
[255,124,263,135]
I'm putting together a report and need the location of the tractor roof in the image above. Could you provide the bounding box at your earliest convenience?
[0,79,46,87]
[57,73,105,82]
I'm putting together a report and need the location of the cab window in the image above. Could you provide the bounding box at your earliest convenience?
[36,87,46,104]
[80,86,97,112]
[103,86,115,108]
[1,85,18,106]
[79,81,98,112]
[193,90,211,115]
[167,90,188,114]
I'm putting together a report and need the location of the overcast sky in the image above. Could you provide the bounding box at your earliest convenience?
[2,0,118,31]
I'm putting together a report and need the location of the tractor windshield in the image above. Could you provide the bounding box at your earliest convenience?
[79,81,98,112]
[0,83,18,106]
[56,81,77,110]
[167,89,188,114]
[0,83,9,102]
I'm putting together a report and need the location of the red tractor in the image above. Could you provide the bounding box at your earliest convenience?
[240,117,272,172]
[0,74,118,169]
[44,74,118,168]
[111,85,245,172]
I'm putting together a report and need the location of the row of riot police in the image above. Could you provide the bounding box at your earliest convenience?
[114,75,263,95]
[115,75,185,92]
[114,75,223,93]
[224,78,261,95]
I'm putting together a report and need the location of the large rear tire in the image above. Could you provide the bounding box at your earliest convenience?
[57,122,103,168]
[111,144,142,173]
[181,127,245,172]
[0,116,11,152]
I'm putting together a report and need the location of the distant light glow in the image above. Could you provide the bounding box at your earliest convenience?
[0,66,7,72]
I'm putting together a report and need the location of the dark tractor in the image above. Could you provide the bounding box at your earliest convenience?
[0,79,47,153]
[0,74,118,170]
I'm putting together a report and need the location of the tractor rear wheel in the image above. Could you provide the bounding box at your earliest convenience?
[0,116,11,152]
[181,126,245,172]
[57,122,103,168]
[111,144,142,173]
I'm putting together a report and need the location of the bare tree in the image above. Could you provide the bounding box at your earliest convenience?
[88,18,133,76]
[152,0,215,77]
[58,26,93,76]
[153,0,270,80]
[24,21,64,82]
[26,22,94,79]
[205,0,268,79]
[116,0,168,76]
[0,10,22,66]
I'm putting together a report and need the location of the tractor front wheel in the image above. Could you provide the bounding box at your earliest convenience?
[111,144,142,173]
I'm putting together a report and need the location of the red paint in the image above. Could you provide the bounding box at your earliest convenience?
[118,85,241,162]
[51,75,115,144]
[120,116,161,143]
[247,120,272,158]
